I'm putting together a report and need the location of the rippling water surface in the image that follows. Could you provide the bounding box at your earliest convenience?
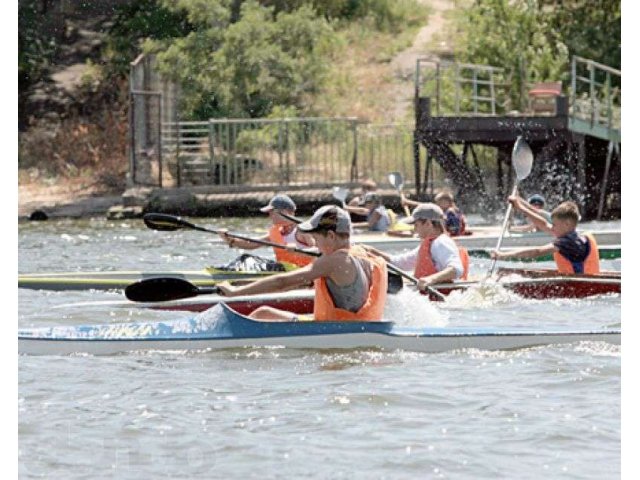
[18,218,621,479]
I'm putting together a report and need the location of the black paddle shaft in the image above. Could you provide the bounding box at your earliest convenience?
[143,213,320,258]
[141,213,406,299]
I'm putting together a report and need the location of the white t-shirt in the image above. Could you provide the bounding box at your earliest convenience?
[389,234,464,279]
[282,228,313,249]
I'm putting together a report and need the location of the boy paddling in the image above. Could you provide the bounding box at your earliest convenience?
[218,194,315,268]
[363,203,469,291]
[401,191,467,236]
[491,198,600,274]
[345,192,392,232]
[509,194,552,233]
[218,205,388,321]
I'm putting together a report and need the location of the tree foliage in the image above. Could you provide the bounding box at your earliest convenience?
[152,0,336,118]
[541,0,620,70]
[105,0,193,77]
[453,0,569,111]
[452,0,620,111]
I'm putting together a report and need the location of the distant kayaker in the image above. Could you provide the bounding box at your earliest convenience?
[362,203,469,292]
[345,192,392,232]
[217,205,388,322]
[509,194,552,233]
[401,190,467,236]
[347,178,378,207]
[218,194,315,268]
[491,199,600,274]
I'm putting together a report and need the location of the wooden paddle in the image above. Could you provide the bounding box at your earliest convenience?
[278,211,447,301]
[488,136,534,276]
[388,171,412,217]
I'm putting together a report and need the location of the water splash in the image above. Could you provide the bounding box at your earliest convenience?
[384,289,448,327]
[441,279,521,310]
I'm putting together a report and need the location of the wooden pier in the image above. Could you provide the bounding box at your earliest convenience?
[412,57,620,220]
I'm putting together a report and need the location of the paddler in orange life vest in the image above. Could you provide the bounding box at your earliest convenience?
[217,205,388,322]
[218,194,315,268]
[362,203,469,291]
[490,198,600,274]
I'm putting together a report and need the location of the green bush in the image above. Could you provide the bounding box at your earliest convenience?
[152,0,336,119]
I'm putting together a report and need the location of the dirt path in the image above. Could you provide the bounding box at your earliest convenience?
[387,0,455,122]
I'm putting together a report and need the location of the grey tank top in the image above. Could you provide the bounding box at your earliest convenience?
[325,254,371,312]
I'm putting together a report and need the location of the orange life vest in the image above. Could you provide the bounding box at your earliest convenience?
[414,235,469,280]
[268,225,313,267]
[313,245,388,321]
[553,232,600,275]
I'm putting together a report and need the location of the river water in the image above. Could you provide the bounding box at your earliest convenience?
[18,217,621,479]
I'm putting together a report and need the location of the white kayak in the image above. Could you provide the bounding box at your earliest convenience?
[19,303,620,356]
[353,228,621,251]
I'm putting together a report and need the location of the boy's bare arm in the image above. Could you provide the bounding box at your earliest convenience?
[510,197,553,234]
[491,243,555,260]
[345,205,369,216]
[400,193,420,208]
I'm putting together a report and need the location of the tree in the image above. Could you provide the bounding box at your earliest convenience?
[151,0,335,118]
[453,0,569,111]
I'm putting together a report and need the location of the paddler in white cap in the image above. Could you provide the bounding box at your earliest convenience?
[218,205,388,322]
[362,203,469,291]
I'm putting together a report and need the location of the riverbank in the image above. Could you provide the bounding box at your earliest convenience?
[17,178,414,220]
[18,178,124,220]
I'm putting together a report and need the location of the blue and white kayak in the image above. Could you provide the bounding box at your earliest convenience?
[18,304,620,356]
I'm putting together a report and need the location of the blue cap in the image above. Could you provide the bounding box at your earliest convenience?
[527,194,545,206]
[260,194,296,212]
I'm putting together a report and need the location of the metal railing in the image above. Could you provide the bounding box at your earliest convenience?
[156,118,415,188]
[415,60,510,116]
[570,56,621,133]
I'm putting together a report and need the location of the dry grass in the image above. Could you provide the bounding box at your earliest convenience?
[19,107,129,192]
[313,18,428,123]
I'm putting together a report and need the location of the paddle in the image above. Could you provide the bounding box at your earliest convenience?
[331,186,349,207]
[488,136,534,276]
[125,277,219,302]
[141,213,404,299]
[278,211,446,300]
[388,172,412,217]
[144,213,322,258]
[126,270,403,302]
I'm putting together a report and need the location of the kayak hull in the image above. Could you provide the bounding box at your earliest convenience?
[18,269,274,291]
[354,229,621,251]
[19,304,620,356]
[56,268,620,313]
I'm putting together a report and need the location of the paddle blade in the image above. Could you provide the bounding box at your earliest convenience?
[388,171,404,191]
[331,186,349,204]
[143,213,187,232]
[387,270,404,294]
[125,277,203,302]
[512,136,533,181]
